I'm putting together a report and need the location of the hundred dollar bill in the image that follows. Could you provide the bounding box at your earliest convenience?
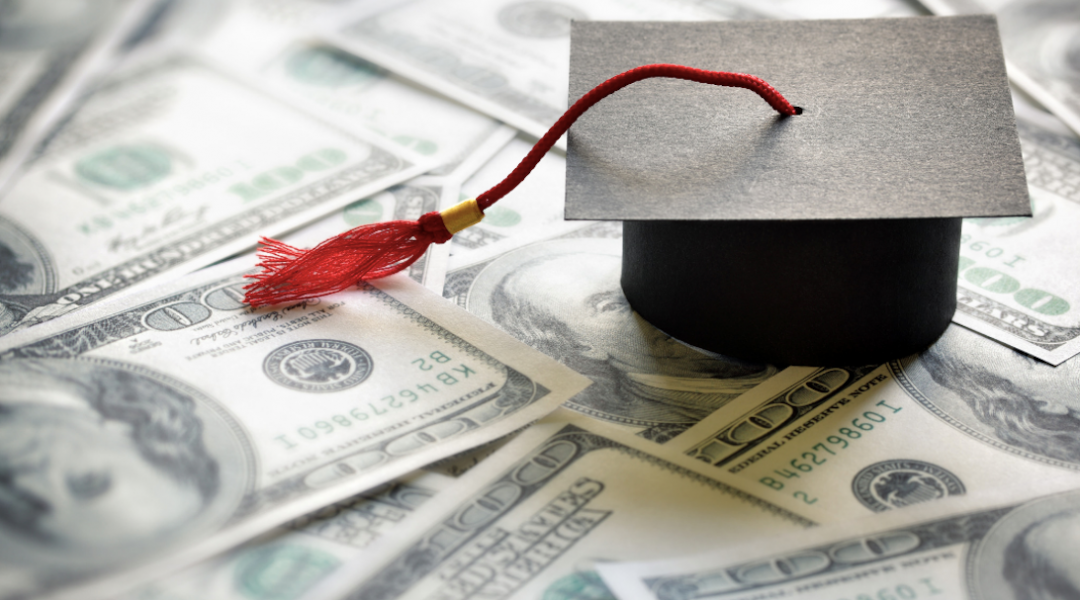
[327,0,771,142]
[666,323,1080,524]
[920,0,1080,138]
[120,472,453,600]
[255,40,513,178]
[952,111,1080,364]
[597,488,1080,600]
[443,221,787,442]
[0,0,159,194]
[0,52,432,338]
[301,410,815,600]
[0,257,589,600]
[453,135,566,253]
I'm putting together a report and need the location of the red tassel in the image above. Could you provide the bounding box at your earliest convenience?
[243,211,451,307]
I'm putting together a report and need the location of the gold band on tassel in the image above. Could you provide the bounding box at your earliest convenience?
[440,198,484,234]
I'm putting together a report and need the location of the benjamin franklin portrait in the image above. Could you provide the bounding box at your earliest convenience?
[898,324,1080,468]
[969,490,1080,600]
[0,358,249,572]
[464,238,777,433]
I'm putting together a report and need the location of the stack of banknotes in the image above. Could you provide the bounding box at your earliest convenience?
[1,0,1079,599]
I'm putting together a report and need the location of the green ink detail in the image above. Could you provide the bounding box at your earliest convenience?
[964,267,1020,294]
[1014,288,1070,316]
[285,47,383,88]
[542,571,616,600]
[956,256,976,273]
[74,144,172,190]
[482,205,522,227]
[391,135,438,156]
[297,148,347,171]
[343,198,383,227]
[234,545,340,600]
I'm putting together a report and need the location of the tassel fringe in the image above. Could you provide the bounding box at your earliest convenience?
[243,211,452,307]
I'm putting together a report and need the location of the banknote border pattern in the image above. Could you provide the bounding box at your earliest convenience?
[345,424,814,600]
[0,272,552,521]
[641,505,1014,600]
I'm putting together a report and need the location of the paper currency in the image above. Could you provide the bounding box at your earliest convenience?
[119,472,453,600]
[666,323,1080,524]
[0,52,431,338]
[328,0,770,142]
[255,40,509,178]
[444,222,783,441]
[921,0,1080,138]
[0,258,589,599]
[453,136,565,253]
[302,410,814,600]
[952,113,1080,364]
[0,0,158,193]
[598,488,1080,600]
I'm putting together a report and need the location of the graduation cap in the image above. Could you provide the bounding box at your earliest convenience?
[244,15,1028,366]
[565,16,1029,365]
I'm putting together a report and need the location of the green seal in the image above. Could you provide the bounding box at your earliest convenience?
[482,205,522,227]
[234,545,340,600]
[285,46,383,88]
[542,571,617,600]
[343,198,384,227]
[74,144,171,190]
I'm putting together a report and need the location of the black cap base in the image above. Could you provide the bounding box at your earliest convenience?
[621,218,962,366]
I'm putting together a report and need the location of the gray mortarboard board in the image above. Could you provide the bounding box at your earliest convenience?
[565,16,1030,366]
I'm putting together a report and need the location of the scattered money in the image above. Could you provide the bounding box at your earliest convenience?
[303,410,815,600]
[2,2,1079,599]
[328,0,770,141]
[0,52,431,338]
[0,0,158,193]
[444,221,783,442]
[922,0,1080,138]
[0,258,589,599]
[118,472,453,600]
[256,40,508,178]
[597,488,1080,600]
[667,323,1080,523]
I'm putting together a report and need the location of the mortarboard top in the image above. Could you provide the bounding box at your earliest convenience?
[566,16,1031,366]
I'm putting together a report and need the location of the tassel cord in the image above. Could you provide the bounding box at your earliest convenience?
[476,64,799,210]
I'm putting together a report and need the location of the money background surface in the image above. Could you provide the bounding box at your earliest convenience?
[0,0,159,194]
[302,411,815,600]
[668,324,1080,523]
[4,1,1080,599]
[0,257,589,600]
[328,0,771,142]
[118,472,453,600]
[598,487,1080,600]
[0,52,431,338]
